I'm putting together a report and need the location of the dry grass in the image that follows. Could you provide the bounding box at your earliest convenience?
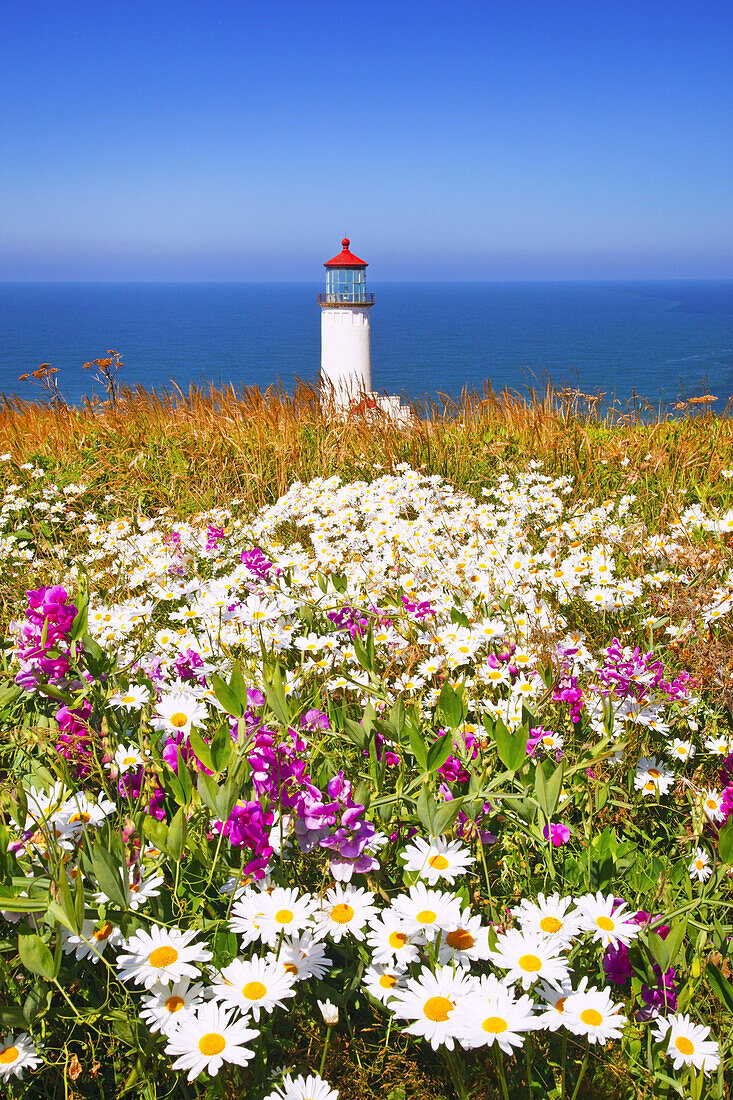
[1,378,733,520]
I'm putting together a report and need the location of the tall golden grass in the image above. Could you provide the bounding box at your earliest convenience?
[1,378,732,517]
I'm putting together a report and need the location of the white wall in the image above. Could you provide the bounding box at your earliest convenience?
[320,306,372,405]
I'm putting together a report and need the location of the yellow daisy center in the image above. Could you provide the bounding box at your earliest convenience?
[169,712,188,728]
[148,945,178,968]
[428,854,449,870]
[198,1033,226,1056]
[242,981,267,1001]
[0,1046,19,1064]
[518,953,543,972]
[675,1036,695,1056]
[648,768,661,778]
[165,995,185,1013]
[695,860,705,870]
[122,756,138,765]
[284,963,298,975]
[595,915,615,931]
[446,928,475,950]
[580,1009,603,1026]
[482,1016,508,1034]
[423,995,454,1022]
[379,974,398,988]
[416,909,437,924]
[540,916,563,934]
[555,997,567,1013]
[69,812,91,824]
[274,908,294,924]
[121,696,136,704]
[706,799,718,809]
[94,921,114,941]
[388,931,407,949]
[330,903,355,924]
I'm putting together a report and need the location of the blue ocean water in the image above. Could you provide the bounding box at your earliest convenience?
[0,281,732,407]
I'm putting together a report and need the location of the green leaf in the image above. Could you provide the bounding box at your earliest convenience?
[0,893,48,913]
[210,722,234,773]
[91,842,129,909]
[717,821,733,864]
[437,683,463,729]
[343,718,368,749]
[166,807,187,862]
[18,933,57,980]
[143,815,169,852]
[212,673,243,718]
[706,961,733,1013]
[188,727,214,773]
[416,788,436,834]
[493,719,529,772]
[263,664,291,726]
[427,732,453,773]
[197,771,221,816]
[408,725,428,770]
[432,797,464,836]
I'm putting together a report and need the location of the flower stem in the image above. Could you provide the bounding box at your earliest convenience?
[569,1040,590,1100]
[494,1043,511,1100]
[318,1025,333,1078]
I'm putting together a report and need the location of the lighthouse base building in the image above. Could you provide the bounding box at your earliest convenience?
[319,237,410,424]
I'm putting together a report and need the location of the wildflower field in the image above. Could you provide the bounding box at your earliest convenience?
[1,382,733,1099]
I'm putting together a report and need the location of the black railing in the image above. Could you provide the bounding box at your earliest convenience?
[318,292,375,306]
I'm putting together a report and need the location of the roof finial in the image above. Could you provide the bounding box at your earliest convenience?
[342,237,350,248]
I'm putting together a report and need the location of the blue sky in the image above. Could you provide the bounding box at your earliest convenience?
[1,0,732,280]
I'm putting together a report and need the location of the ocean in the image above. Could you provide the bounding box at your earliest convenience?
[1,280,732,408]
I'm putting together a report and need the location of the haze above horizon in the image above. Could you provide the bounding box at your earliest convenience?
[2,0,732,282]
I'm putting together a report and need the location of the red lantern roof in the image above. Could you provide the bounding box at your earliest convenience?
[323,237,368,267]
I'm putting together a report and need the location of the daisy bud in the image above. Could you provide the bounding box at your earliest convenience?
[317,999,339,1026]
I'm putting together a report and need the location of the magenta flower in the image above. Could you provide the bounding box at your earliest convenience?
[543,822,570,846]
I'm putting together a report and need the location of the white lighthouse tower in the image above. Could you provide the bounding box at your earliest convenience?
[319,237,374,409]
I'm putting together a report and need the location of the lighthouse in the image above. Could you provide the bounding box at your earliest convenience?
[319,237,374,408]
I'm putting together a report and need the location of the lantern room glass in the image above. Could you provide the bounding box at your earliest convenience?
[325,267,367,302]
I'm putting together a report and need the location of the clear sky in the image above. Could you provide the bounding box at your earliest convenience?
[1,0,732,281]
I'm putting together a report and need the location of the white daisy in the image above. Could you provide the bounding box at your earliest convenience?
[389,964,476,1050]
[116,925,212,989]
[151,691,207,735]
[0,1032,42,1080]
[399,835,475,885]
[666,738,695,764]
[265,931,332,982]
[452,973,538,1052]
[363,963,408,1004]
[702,789,726,824]
[164,1002,258,1082]
[488,929,570,990]
[211,955,296,1021]
[314,884,378,942]
[436,908,491,967]
[563,985,627,1044]
[235,886,317,949]
[112,743,145,772]
[365,913,421,967]
[263,1074,339,1100]
[228,885,272,946]
[140,979,205,1034]
[62,919,123,963]
[390,884,462,942]
[655,1013,721,1075]
[634,758,674,797]
[689,847,712,882]
[512,893,583,950]
[108,685,149,710]
[575,892,641,948]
